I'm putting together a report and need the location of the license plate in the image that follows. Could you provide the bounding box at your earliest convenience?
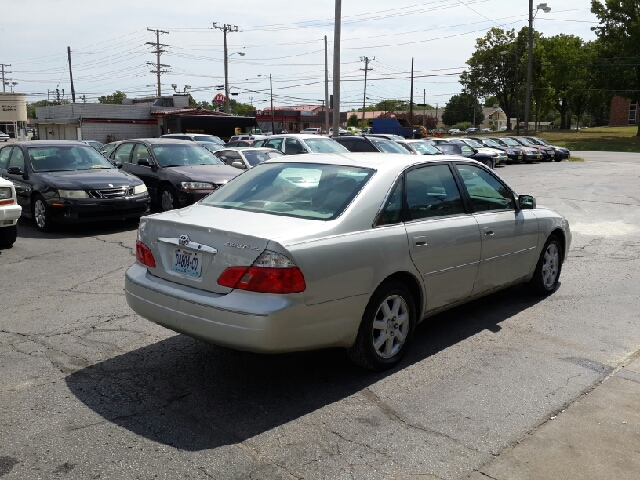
[536,155,541,158]
[518,155,522,160]
[172,248,202,278]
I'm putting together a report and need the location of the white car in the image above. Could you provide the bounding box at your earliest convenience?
[0,131,9,142]
[300,128,322,135]
[0,177,21,248]
[261,134,349,155]
[448,128,461,135]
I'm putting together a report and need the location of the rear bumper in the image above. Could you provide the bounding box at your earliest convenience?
[124,263,363,353]
[0,204,21,226]
[48,195,150,224]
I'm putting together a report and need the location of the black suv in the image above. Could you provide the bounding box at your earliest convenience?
[110,139,240,211]
[332,135,410,154]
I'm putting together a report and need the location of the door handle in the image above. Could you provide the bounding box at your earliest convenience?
[484,227,495,236]
[413,236,428,247]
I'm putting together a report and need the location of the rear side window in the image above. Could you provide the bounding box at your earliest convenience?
[405,165,465,220]
[201,162,374,220]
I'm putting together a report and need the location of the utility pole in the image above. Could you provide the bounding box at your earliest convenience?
[332,0,342,137]
[67,47,76,103]
[359,56,373,129]
[515,44,520,135]
[524,0,534,134]
[409,58,414,126]
[212,23,239,114]
[146,28,170,97]
[270,74,275,134]
[423,89,426,127]
[324,35,330,135]
[435,103,439,130]
[0,64,11,93]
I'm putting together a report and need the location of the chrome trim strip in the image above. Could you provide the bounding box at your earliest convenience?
[481,246,536,263]
[157,237,218,254]
[424,260,480,277]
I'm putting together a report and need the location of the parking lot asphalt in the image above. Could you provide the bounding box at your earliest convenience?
[1,152,640,479]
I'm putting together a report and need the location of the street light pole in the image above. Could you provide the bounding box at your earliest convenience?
[525,2,551,134]
[332,0,342,137]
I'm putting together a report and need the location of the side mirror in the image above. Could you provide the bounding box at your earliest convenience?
[472,148,479,154]
[231,161,246,169]
[518,194,536,210]
[115,161,123,169]
[137,158,151,167]
[7,166,23,175]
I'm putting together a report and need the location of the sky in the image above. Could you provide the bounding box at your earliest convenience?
[2,0,599,111]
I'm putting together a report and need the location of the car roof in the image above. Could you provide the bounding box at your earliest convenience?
[10,140,87,147]
[129,138,207,145]
[266,152,475,173]
[267,134,330,140]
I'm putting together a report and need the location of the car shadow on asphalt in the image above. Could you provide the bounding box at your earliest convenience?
[65,285,545,451]
[15,217,140,239]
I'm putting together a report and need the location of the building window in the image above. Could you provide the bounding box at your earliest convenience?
[629,103,637,125]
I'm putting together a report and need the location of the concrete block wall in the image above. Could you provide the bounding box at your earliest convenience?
[82,123,158,143]
[36,104,154,120]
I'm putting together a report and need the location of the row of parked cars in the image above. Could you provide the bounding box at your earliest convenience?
[0,131,569,241]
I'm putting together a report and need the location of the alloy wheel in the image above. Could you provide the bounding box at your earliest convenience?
[161,190,175,211]
[372,295,410,359]
[541,243,559,288]
[34,200,47,229]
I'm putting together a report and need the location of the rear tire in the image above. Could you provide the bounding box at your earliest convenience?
[347,281,416,370]
[0,225,17,249]
[527,235,563,296]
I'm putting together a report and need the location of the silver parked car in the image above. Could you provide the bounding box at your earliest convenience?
[125,154,571,370]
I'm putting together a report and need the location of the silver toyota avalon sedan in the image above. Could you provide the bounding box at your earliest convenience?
[125,153,571,370]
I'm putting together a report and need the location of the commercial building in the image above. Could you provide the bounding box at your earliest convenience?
[0,93,28,138]
[34,95,190,143]
[254,106,346,133]
[609,96,638,126]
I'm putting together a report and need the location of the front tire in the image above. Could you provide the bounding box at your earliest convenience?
[32,196,53,232]
[159,185,178,212]
[527,235,563,295]
[347,281,416,370]
[0,226,17,249]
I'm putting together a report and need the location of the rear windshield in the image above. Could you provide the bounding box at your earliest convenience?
[151,144,223,167]
[500,138,520,147]
[27,146,115,172]
[243,150,282,166]
[193,135,218,142]
[370,138,410,154]
[411,142,442,155]
[201,162,374,220]
[303,138,349,153]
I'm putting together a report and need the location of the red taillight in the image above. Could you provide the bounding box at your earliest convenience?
[218,266,306,294]
[136,240,156,268]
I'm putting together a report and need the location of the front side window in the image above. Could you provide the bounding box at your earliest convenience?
[264,138,283,151]
[412,142,441,155]
[284,138,306,155]
[0,147,12,169]
[8,148,25,172]
[201,162,374,220]
[114,143,134,163]
[133,144,151,164]
[456,164,514,212]
[405,165,465,221]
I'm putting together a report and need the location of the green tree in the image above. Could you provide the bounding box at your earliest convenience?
[98,90,127,104]
[228,99,255,116]
[347,114,359,127]
[460,28,521,130]
[442,93,484,126]
[188,94,197,107]
[484,95,499,107]
[591,0,640,135]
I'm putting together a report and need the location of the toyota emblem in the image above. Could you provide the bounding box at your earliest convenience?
[179,235,190,246]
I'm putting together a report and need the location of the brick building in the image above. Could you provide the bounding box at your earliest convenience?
[609,96,638,126]
[254,106,346,133]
